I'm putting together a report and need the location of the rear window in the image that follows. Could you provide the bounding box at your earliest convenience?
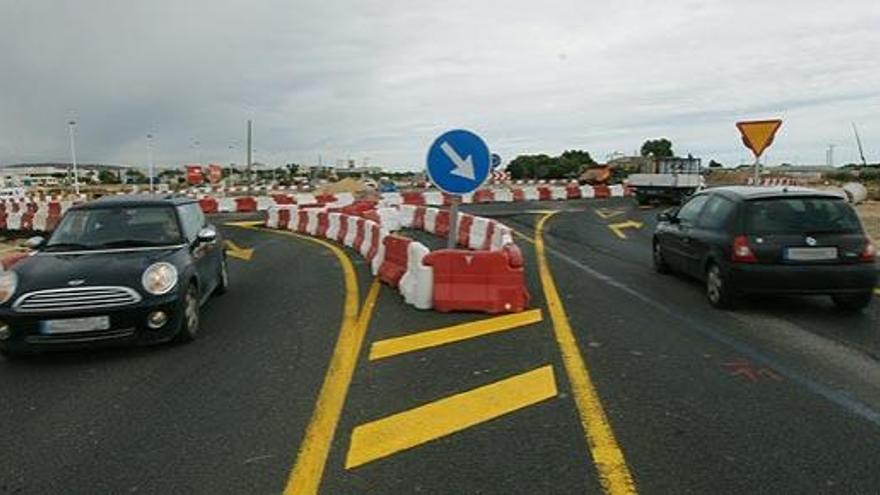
[745,197,862,234]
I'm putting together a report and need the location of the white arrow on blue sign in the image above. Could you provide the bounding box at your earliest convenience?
[426,129,490,195]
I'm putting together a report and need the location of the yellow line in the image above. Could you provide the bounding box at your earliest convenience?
[369,309,544,360]
[345,365,558,469]
[226,223,377,495]
[535,212,637,494]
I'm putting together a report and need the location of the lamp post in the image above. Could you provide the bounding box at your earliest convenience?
[147,133,155,193]
[67,120,80,195]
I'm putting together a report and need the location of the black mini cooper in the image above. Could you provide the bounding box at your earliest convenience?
[0,195,228,357]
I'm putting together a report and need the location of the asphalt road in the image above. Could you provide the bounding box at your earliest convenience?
[1,201,879,494]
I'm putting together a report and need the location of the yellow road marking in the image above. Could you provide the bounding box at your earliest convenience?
[345,365,558,469]
[224,240,254,261]
[595,207,625,220]
[369,309,544,360]
[224,220,264,228]
[535,213,637,494]
[226,223,377,495]
[608,220,644,240]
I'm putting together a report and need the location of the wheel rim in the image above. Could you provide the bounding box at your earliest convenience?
[707,267,722,303]
[185,288,199,333]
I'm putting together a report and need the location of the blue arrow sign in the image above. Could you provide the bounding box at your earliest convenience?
[426,129,490,195]
[491,153,502,169]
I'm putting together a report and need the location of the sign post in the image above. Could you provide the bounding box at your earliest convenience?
[426,129,491,248]
[736,119,783,185]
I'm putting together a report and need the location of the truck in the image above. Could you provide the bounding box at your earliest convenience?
[627,156,704,205]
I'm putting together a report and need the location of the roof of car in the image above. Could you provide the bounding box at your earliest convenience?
[701,186,847,201]
[71,194,198,209]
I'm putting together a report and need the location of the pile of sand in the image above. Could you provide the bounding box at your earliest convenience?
[321,178,370,194]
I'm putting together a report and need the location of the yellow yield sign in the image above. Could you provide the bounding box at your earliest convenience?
[224,240,254,261]
[737,119,782,158]
[608,220,644,239]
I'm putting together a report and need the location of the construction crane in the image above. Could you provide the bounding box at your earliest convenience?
[852,123,868,167]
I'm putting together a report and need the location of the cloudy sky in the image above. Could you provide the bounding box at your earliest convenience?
[1,0,878,170]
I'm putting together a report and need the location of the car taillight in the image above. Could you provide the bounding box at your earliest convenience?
[732,235,757,263]
[861,239,877,262]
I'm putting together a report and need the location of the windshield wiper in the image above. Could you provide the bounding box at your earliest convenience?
[96,240,178,248]
[42,242,96,251]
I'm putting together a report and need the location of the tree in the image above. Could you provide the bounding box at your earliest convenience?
[98,170,120,184]
[285,163,300,175]
[708,160,723,168]
[640,138,674,158]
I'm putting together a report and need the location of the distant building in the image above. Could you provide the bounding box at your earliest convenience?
[336,166,383,177]
[765,164,836,180]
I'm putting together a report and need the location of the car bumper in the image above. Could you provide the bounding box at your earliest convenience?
[727,262,878,295]
[0,292,184,354]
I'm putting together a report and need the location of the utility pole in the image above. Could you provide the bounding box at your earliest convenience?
[852,123,868,167]
[246,119,253,187]
[67,120,80,195]
[826,144,836,167]
[147,133,155,193]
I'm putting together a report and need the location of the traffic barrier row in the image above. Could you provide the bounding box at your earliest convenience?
[264,202,529,314]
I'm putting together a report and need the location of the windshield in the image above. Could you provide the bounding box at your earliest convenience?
[45,206,184,250]
[745,197,863,234]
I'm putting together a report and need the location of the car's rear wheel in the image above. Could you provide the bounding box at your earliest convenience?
[706,263,735,309]
[831,292,873,312]
[653,241,670,274]
[215,256,229,296]
[174,284,200,343]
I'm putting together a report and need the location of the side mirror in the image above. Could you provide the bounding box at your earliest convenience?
[196,226,217,244]
[657,212,672,223]
[24,236,46,250]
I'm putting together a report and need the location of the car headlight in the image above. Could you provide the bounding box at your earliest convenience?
[142,262,178,295]
[0,271,18,304]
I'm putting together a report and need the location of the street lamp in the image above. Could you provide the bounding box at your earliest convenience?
[67,120,80,195]
[146,133,155,193]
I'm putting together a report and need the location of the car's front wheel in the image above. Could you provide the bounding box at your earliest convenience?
[174,284,200,343]
[831,292,873,312]
[706,263,735,309]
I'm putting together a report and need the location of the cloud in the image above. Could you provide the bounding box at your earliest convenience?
[1,0,878,169]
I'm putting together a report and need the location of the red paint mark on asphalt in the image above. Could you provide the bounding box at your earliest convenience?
[723,360,783,383]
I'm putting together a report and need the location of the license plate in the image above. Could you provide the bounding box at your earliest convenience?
[41,316,111,334]
[785,247,838,261]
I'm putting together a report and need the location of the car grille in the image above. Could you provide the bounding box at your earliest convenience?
[13,286,143,313]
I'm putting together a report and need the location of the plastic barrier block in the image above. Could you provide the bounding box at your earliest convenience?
[423,191,444,206]
[272,194,295,205]
[315,193,337,205]
[538,186,552,201]
[442,193,455,206]
[336,214,349,243]
[277,208,292,229]
[522,187,539,201]
[473,189,494,203]
[360,209,381,224]
[550,186,567,200]
[256,196,276,211]
[609,184,625,197]
[296,210,310,233]
[409,206,424,231]
[482,221,496,250]
[380,192,402,207]
[235,197,257,212]
[566,184,582,199]
[327,213,342,239]
[469,216,491,250]
[365,223,381,261]
[378,235,412,287]
[316,211,330,237]
[512,188,525,202]
[494,189,514,202]
[198,198,219,214]
[434,210,450,238]
[594,185,610,198]
[218,198,237,213]
[306,209,321,235]
[344,216,359,247]
[421,207,436,233]
[399,242,433,309]
[423,248,529,314]
[352,218,366,251]
[402,192,426,205]
[457,214,473,248]
[580,186,596,199]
